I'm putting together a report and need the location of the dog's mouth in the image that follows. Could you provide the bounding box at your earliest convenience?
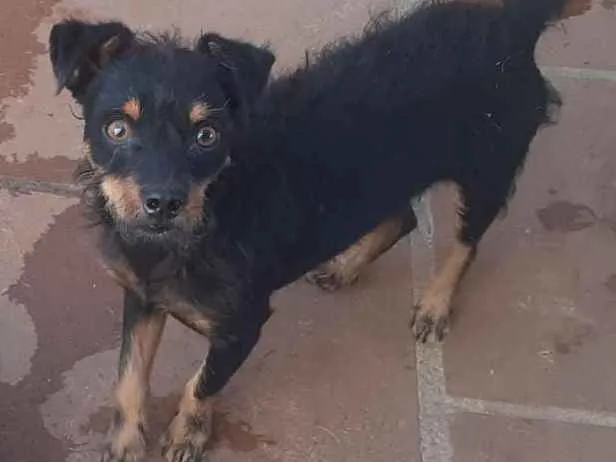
[122,217,203,246]
[109,208,206,247]
[114,219,178,242]
[146,222,172,234]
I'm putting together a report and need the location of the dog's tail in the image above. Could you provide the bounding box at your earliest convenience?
[502,0,569,46]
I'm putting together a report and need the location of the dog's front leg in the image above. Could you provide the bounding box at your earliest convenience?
[102,290,166,462]
[161,302,271,461]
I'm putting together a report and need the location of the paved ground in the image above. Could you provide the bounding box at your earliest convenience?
[1,0,615,461]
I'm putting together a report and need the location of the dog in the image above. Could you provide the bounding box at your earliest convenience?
[49,0,567,460]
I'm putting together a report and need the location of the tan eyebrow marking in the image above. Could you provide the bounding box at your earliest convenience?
[122,98,141,121]
[189,102,210,124]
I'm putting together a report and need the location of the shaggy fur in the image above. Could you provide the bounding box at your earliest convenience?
[49,1,567,460]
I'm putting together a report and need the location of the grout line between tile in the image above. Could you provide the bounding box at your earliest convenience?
[411,193,454,462]
[448,396,616,429]
[541,65,616,82]
[0,176,81,197]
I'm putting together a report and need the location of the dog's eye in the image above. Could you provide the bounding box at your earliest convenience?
[104,119,131,142]
[196,125,219,149]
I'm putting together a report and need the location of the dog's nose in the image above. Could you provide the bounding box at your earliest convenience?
[143,192,186,219]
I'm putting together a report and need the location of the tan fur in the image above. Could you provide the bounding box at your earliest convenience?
[306,213,411,290]
[159,290,213,337]
[82,141,92,161]
[172,308,213,337]
[114,312,166,424]
[161,367,214,460]
[178,371,212,421]
[189,102,210,124]
[115,364,147,425]
[81,142,104,174]
[109,311,166,457]
[104,258,142,297]
[122,98,141,121]
[418,239,472,320]
[411,184,476,341]
[100,176,143,220]
[99,35,124,68]
[181,181,209,225]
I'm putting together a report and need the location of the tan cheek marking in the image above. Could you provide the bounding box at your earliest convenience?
[101,176,143,220]
[182,181,209,224]
[81,142,95,172]
[189,102,210,124]
[82,141,102,170]
[122,98,141,121]
[83,141,92,160]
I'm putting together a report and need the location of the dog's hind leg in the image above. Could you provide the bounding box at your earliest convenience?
[411,177,515,342]
[306,207,417,291]
[160,302,272,461]
[102,290,167,462]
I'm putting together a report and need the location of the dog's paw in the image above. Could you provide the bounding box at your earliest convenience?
[100,421,147,462]
[410,300,450,343]
[160,409,212,462]
[305,266,359,292]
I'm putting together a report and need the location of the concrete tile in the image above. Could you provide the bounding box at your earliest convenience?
[538,0,616,71]
[438,78,616,411]
[452,413,616,462]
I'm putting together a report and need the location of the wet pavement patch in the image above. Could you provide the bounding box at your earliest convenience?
[208,411,277,452]
[551,317,596,355]
[601,0,616,11]
[0,0,62,100]
[0,119,16,144]
[85,394,277,457]
[604,274,616,294]
[0,153,78,184]
[536,200,597,232]
[0,0,64,153]
[562,0,593,18]
[1,203,120,461]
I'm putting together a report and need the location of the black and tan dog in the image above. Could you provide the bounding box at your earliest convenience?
[49,0,568,460]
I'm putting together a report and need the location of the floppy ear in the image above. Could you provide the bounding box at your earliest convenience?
[49,19,134,101]
[196,33,275,121]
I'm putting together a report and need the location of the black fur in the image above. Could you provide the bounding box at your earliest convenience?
[215,0,564,289]
[50,0,567,459]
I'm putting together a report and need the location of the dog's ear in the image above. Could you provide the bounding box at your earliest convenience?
[197,33,275,121]
[49,19,134,100]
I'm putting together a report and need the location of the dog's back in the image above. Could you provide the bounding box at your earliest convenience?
[220,0,566,290]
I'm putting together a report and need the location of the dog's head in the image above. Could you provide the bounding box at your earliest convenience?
[49,19,275,242]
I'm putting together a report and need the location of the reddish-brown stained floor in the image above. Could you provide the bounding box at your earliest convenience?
[1,1,615,461]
